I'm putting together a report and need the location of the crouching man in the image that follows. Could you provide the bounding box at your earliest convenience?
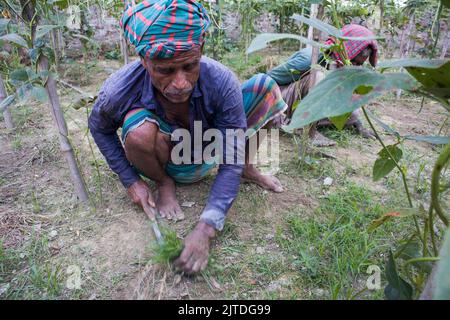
[267,24,378,146]
[88,0,287,275]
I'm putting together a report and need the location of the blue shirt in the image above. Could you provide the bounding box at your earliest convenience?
[267,47,324,86]
[88,56,247,231]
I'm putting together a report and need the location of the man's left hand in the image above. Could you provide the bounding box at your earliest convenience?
[174,221,216,275]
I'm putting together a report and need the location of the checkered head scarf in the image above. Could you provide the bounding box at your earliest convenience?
[120,0,211,59]
[325,24,378,67]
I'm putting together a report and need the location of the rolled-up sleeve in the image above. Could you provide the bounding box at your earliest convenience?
[88,90,140,188]
[200,75,247,231]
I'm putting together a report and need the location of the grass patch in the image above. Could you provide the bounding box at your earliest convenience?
[1,233,64,299]
[276,181,412,299]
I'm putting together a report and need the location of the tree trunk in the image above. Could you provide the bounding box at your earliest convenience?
[440,20,450,59]
[50,29,60,69]
[119,30,130,65]
[308,4,324,87]
[307,4,324,140]
[397,15,416,99]
[306,4,319,50]
[38,56,89,202]
[379,0,384,31]
[0,75,14,130]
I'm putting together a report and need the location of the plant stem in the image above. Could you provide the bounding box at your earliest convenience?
[362,107,423,241]
[428,204,439,256]
[430,141,450,227]
[404,257,440,266]
[362,107,413,207]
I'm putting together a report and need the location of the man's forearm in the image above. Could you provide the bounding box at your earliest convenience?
[200,164,243,231]
[89,128,140,188]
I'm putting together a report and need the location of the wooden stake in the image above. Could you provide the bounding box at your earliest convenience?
[38,56,89,202]
[0,75,14,130]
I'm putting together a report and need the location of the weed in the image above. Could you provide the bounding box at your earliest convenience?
[150,225,183,264]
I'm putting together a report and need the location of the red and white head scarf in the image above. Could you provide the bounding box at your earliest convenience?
[325,24,378,67]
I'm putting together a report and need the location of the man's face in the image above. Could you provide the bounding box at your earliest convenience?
[142,46,202,104]
[351,50,370,66]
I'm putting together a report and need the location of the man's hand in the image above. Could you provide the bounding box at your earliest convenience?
[127,179,157,221]
[174,221,216,275]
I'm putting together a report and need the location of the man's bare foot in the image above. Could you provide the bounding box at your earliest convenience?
[310,131,337,147]
[156,178,184,221]
[354,124,375,139]
[243,165,284,193]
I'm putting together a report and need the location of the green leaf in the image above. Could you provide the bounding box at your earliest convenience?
[329,112,351,131]
[10,68,29,83]
[0,19,10,33]
[283,67,419,132]
[434,228,450,299]
[36,25,58,40]
[31,86,48,103]
[292,14,382,41]
[373,145,403,182]
[71,94,96,110]
[365,108,400,138]
[0,33,28,48]
[397,241,432,273]
[378,59,450,100]
[48,0,70,10]
[17,83,33,102]
[246,33,327,55]
[0,95,15,112]
[28,48,40,63]
[441,0,450,9]
[385,251,413,300]
[404,135,450,145]
[368,208,423,232]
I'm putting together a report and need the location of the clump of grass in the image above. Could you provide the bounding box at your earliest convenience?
[150,226,183,264]
[276,182,413,299]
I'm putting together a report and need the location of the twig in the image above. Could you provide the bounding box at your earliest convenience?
[158,270,167,300]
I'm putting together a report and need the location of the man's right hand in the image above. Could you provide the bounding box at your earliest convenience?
[127,179,157,221]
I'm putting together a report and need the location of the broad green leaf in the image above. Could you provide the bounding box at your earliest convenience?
[365,108,400,138]
[48,0,70,9]
[17,83,33,102]
[0,33,28,48]
[10,68,29,83]
[283,67,419,132]
[397,241,432,273]
[71,94,96,110]
[442,0,450,8]
[378,59,448,70]
[0,95,15,112]
[292,14,340,38]
[31,86,48,103]
[292,14,383,41]
[373,145,403,182]
[434,227,450,299]
[28,48,40,63]
[246,33,327,55]
[329,112,351,131]
[36,25,58,40]
[378,59,450,100]
[385,251,413,300]
[405,135,450,145]
[365,109,448,145]
[368,208,423,232]
[0,19,10,33]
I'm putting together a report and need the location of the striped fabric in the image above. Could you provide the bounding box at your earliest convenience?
[243,74,288,136]
[325,24,378,67]
[120,0,210,59]
[121,74,287,183]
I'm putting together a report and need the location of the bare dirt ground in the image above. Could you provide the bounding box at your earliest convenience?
[0,58,448,300]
